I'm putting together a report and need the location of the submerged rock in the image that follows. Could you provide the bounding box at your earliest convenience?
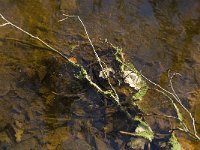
[61,138,93,150]
[95,136,113,150]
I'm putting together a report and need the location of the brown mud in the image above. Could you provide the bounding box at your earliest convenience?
[0,0,200,149]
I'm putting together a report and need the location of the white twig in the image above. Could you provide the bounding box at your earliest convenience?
[168,71,182,103]
[143,113,180,120]
[58,17,69,22]
[107,42,200,140]
[143,71,200,140]
[154,88,189,132]
[0,22,10,26]
[0,13,71,62]
[169,71,199,139]
[59,14,120,103]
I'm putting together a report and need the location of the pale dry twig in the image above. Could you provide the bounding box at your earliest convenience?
[59,14,120,103]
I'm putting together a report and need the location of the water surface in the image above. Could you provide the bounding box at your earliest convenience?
[0,0,200,149]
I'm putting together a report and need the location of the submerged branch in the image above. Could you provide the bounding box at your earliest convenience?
[169,72,199,139]
[119,60,199,140]
[0,13,73,64]
[59,14,120,103]
[0,12,138,129]
[107,41,200,141]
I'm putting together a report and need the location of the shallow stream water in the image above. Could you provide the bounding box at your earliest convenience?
[0,0,200,149]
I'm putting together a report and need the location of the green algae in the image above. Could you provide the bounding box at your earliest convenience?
[134,116,154,142]
[111,43,149,101]
[169,133,181,150]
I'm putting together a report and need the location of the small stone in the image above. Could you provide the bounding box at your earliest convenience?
[61,138,92,150]
[95,136,113,150]
[127,137,147,150]
[0,131,11,144]
[158,141,167,148]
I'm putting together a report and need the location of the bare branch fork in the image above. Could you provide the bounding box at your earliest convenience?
[169,71,199,139]
[106,42,200,140]
[0,22,10,27]
[143,70,200,140]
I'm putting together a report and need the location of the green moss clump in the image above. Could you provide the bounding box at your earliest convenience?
[169,133,181,150]
[134,117,154,141]
[132,85,148,101]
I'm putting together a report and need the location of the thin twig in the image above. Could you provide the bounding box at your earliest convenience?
[136,68,199,140]
[120,131,137,136]
[0,13,71,63]
[0,22,10,26]
[172,128,200,140]
[169,72,199,139]
[168,70,182,103]
[143,113,180,121]
[107,41,200,141]
[59,14,120,103]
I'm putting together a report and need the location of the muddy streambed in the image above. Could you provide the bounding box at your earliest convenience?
[0,0,200,150]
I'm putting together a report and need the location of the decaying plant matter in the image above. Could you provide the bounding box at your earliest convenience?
[0,13,199,149]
